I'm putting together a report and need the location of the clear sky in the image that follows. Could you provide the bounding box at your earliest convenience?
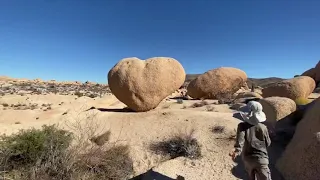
[0,0,319,83]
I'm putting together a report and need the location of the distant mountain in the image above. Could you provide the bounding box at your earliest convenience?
[185,74,285,88]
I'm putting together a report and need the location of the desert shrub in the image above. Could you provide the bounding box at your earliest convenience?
[2,103,9,107]
[294,97,311,106]
[0,124,134,180]
[191,100,209,108]
[74,91,83,97]
[90,131,111,146]
[216,93,234,104]
[77,145,133,180]
[42,103,49,107]
[30,104,38,110]
[88,93,98,98]
[211,125,225,134]
[0,125,73,179]
[150,130,201,159]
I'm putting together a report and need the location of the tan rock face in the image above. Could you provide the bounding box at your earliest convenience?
[108,57,186,112]
[262,76,315,100]
[259,97,296,128]
[276,97,320,180]
[186,67,247,99]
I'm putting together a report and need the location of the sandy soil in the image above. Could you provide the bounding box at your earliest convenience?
[0,93,287,180]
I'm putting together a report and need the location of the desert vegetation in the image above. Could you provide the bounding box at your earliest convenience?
[0,125,133,180]
[0,58,319,179]
[0,79,111,98]
[211,125,226,134]
[149,129,201,160]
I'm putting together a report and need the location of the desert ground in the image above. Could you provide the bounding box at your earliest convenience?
[0,71,319,180]
[1,76,311,180]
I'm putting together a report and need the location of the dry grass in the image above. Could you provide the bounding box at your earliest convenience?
[211,125,225,134]
[90,131,111,146]
[149,129,201,160]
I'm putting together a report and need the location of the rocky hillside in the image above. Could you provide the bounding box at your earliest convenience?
[0,76,111,98]
[185,74,285,88]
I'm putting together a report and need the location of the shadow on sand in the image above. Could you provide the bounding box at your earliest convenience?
[85,106,134,113]
[129,168,185,180]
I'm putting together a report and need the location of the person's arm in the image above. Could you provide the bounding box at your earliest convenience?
[234,123,245,154]
[264,128,271,147]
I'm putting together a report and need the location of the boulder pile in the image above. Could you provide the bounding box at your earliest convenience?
[276,97,320,180]
[301,60,320,84]
[259,97,296,129]
[262,76,315,100]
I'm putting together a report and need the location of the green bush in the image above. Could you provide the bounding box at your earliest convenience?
[0,125,134,180]
[74,91,83,97]
[0,125,73,169]
[294,97,311,106]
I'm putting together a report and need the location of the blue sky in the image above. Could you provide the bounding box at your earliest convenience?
[0,0,319,83]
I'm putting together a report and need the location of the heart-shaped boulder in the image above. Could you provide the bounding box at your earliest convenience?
[108,57,186,112]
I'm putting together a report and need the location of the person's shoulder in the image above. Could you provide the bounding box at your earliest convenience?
[256,123,268,131]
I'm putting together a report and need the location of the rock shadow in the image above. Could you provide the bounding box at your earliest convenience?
[85,106,134,113]
[129,168,185,180]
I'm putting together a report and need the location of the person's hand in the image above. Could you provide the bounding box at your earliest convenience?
[229,151,239,161]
